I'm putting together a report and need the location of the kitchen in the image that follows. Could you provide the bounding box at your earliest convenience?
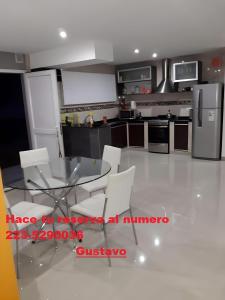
[1,1,225,300]
[61,50,224,160]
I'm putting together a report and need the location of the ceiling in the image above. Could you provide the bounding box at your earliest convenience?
[1,0,225,64]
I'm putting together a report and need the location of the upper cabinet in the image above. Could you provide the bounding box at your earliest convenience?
[117,66,156,95]
[118,66,152,83]
[173,61,201,82]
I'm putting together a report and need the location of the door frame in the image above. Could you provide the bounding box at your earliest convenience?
[22,69,64,157]
[0,69,26,74]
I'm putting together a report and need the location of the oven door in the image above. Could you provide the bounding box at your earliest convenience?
[148,125,169,153]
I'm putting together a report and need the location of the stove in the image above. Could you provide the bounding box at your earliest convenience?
[148,119,169,154]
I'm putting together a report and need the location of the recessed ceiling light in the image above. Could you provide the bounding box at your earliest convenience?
[134,49,140,54]
[59,29,67,39]
[152,53,158,58]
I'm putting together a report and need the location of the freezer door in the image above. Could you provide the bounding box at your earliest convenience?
[192,108,222,159]
[193,83,222,109]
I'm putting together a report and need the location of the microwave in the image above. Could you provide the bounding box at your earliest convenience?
[119,110,136,119]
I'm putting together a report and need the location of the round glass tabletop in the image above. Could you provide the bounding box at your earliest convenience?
[2,156,111,191]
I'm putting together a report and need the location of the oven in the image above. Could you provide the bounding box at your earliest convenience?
[148,120,169,154]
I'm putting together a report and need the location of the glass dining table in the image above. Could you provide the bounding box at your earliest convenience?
[2,156,111,228]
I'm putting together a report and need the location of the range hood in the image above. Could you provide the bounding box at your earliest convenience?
[156,58,175,93]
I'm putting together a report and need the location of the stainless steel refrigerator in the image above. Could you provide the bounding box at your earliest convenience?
[192,83,223,160]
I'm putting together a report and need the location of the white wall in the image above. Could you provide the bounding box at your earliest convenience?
[29,41,114,69]
[0,51,27,70]
[138,105,192,117]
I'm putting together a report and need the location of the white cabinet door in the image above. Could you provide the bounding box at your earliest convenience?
[23,70,64,160]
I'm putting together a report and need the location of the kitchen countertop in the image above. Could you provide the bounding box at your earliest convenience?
[62,116,192,129]
[107,116,192,124]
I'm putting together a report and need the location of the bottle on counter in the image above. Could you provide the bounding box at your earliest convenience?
[119,96,126,110]
[77,113,81,127]
[86,112,94,128]
[167,109,172,119]
[135,85,140,94]
[65,116,72,127]
[102,116,108,124]
[122,87,127,95]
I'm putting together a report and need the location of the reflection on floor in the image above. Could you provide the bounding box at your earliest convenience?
[6,149,225,300]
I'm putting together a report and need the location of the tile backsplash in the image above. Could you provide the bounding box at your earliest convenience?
[138,105,192,117]
[61,107,119,124]
[61,91,193,123]
[61,103,192,125]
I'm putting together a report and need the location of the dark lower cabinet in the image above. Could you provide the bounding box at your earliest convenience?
[111,124,127,148]
[129,123,144,147]
[174,123,188,150]
[63,126,111,159]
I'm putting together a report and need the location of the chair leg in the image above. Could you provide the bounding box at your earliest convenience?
[24,190,26,201]
[71,222,83,249]
[16,239,20,278]
[129,207,138,245]
[31,195,34,203]
[52,220,58,249]
[74,188,78,204]
[32,219,48,244]
[65,197,69,216]
[103,223,111,267]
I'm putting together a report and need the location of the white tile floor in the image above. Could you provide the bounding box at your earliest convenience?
[7,149,225,300]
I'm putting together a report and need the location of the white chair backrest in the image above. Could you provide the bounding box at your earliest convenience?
[104,166,136,221]
[19,148,49,168]
[102,145,121,174]
[4,193,17,231]
[19,148,51,181]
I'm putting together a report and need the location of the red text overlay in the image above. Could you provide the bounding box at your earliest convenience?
[6,214,170,225]
[76,246,127,258]
[6,230,83,241]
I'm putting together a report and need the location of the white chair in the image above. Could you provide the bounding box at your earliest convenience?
[79,145,121,200]
[70,165,138,266]
[19,148,65,202]
[4,192,55,278]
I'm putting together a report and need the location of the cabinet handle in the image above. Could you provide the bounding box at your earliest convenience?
[175,124,189,126]
[111,125,126,128]
[198,89,203,127]
[129,123,144,126]
[149,125,168,128]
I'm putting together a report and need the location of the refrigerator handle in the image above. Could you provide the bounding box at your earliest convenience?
[198,89,203,127]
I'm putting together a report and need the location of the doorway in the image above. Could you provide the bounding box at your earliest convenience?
[0,73,30,168]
